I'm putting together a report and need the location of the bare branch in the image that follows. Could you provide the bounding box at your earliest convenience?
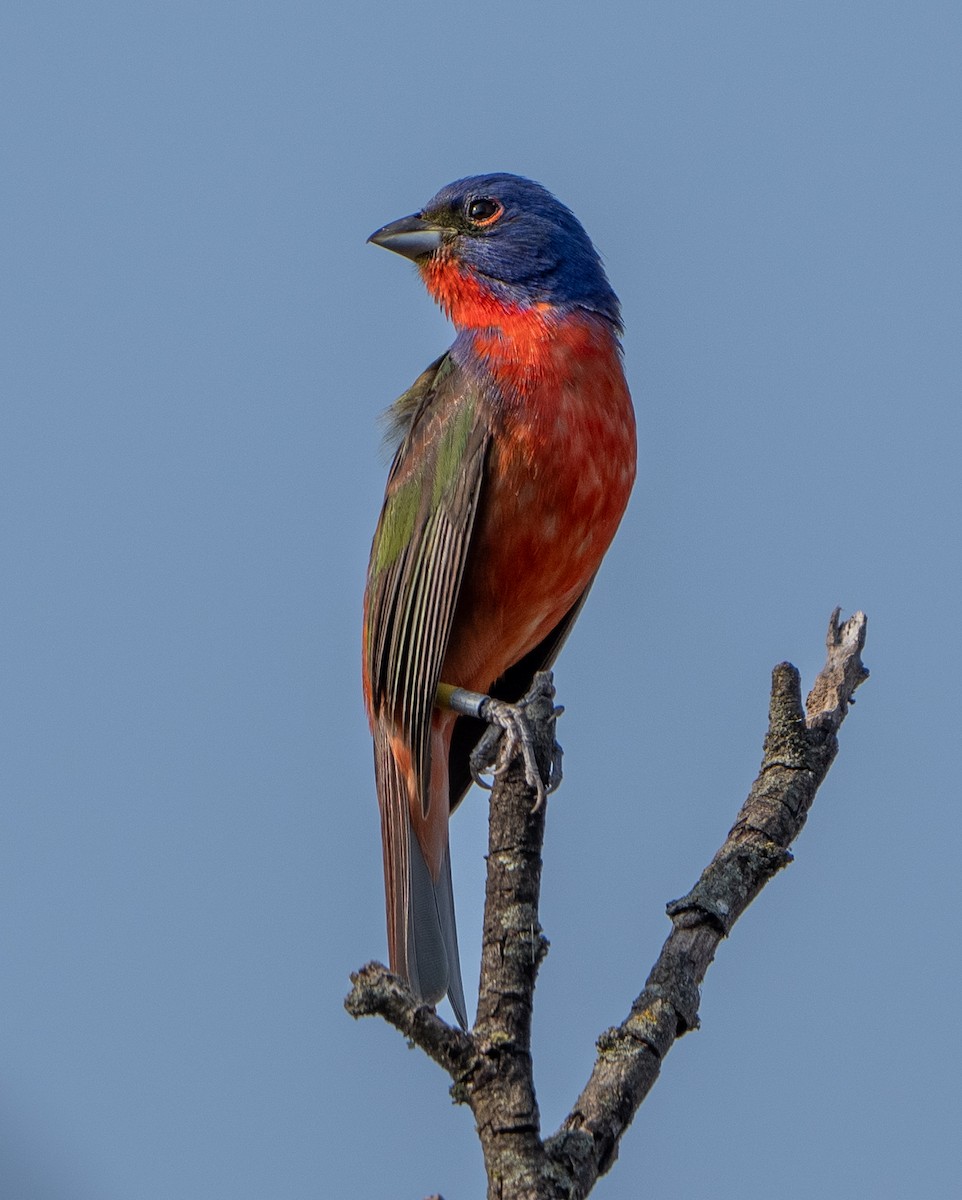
[461,673,560,1195]
[345,962,476,1079]
[546,611,868,1196]
[347,613,869,1200]
[806,607,870,731]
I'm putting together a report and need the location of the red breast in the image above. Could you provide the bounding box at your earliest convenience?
[441,305,636,692]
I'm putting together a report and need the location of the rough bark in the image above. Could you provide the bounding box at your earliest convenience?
[346,609,869,1199]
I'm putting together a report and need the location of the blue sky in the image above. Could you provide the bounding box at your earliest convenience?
[2,2,960,1197]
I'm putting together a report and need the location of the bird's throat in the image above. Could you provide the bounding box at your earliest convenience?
[421,257,552,361]
[421,255,622,401]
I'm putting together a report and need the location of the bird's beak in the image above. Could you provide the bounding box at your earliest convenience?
[367,214,445,261]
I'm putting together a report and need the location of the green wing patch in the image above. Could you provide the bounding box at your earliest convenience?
[373,475,421,572]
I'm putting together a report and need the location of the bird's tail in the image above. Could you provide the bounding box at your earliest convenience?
[374,728,468,1029]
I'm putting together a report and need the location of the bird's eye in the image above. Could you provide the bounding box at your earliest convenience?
[466,197,504,227]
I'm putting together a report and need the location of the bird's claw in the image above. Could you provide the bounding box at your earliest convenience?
[469,672,564,811]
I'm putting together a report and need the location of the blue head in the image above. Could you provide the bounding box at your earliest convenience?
[369,173,621,329]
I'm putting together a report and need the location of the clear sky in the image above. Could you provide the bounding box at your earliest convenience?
[2,2,960,1197]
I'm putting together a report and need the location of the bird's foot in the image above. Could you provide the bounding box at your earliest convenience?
[442,672,563,811]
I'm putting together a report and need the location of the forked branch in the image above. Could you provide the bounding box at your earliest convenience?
[346,610,869,1200]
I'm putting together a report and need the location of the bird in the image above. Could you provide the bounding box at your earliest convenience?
[363,174,636,1028]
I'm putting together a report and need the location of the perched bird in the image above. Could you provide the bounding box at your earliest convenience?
[363,174,636,1028]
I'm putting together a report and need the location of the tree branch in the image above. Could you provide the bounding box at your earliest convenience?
[344,962,476,1078]
[460,673,559,1194]
[545,610,868,1196]
[346,611,869,1200]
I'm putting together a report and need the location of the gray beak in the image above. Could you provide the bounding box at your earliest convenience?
[368,214,445,261]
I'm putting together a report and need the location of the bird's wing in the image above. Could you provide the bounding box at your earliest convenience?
[364,352,491,808]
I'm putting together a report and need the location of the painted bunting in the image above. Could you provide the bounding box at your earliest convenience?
[363,174,636,1028]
